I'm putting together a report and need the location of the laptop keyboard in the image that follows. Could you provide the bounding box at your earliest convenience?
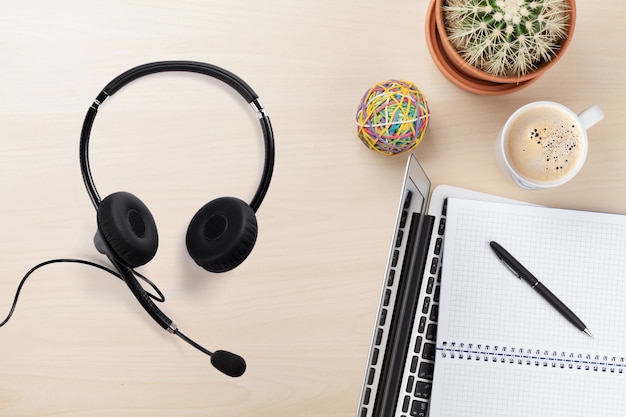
[358,191,415,417]
[396,198,447,417]
[358,195,448,417]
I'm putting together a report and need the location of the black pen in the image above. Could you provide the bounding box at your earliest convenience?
[489,241,593,338]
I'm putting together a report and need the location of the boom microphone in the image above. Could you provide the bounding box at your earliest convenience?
[173,328,246,377]
[105,251,247,377]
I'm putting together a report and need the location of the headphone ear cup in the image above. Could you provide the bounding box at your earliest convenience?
[186,197,258,273]
[97,192,159,268]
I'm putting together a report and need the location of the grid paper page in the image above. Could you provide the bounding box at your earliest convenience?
[429,198,626,417]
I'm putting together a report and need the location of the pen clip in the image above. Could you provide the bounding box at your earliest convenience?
[496,256,521,279]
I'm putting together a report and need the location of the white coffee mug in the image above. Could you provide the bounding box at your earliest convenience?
[496,101,605,189]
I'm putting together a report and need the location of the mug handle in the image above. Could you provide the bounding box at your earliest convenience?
[578,104,605,130]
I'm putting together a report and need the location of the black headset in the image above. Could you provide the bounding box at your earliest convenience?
[79,61,275,377]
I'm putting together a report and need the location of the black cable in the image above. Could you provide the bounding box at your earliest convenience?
[0,259,166,328]
[174,328,214,356]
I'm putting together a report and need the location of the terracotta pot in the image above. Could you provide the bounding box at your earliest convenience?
[425,0,576,94]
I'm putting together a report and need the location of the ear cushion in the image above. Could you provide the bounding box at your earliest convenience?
[186,197,258,273]
[97,192,159,268]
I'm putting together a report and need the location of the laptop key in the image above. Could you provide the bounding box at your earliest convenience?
[426,323,437,341]
[430,304,439,322]
[400,210,408,228]
[434,237,442,255]
[422,342,436,360]
[379,308,388,326]
[375,328,383,345]
[414,335,423,354]
[429,257,438,274]
[418,316,426,333]
[415,381,432,399]
[406,375,415,393]
[383,290,391,306]
[418,362,434,379]
[371,348,379,365]
[426,276,434,294]
[395,230,404,247]
[402,395,410,413]
[411,399,428,417]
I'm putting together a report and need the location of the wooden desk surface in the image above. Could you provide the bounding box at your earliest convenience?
[1,1,624,415]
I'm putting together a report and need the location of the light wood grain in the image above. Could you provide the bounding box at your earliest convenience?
[1,1,625,416]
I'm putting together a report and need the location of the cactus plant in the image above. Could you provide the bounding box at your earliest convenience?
[442,0,571,78]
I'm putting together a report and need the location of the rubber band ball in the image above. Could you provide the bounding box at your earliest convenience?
[356,80,430,156]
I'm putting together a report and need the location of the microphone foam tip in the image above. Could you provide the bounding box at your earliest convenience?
[211,350,246,377]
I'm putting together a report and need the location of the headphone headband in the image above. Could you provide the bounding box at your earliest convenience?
[79,60,275,212]
[101,61,259,102]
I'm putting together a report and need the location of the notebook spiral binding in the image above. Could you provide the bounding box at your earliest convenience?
[439,341,626,373]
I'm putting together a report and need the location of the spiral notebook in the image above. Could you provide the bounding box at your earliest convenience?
[430,198,626,417]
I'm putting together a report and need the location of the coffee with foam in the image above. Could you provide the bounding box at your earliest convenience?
[506,106,584,184]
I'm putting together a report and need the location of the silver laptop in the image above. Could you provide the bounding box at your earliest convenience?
[356,154,517,417]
